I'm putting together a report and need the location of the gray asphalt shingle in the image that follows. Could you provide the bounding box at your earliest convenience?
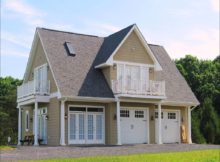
[37,25,199,105]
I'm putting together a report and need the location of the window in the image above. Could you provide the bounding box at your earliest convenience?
[168,112,176,119]
[87,108,103,112]
[25,111,29,131]
[155,112,163,119]
[120,110,129,117]
[69,107,86,112]
[64,42,76,56]
[135,110,144,118]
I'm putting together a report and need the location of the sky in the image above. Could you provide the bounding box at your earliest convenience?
[1,0,219,79]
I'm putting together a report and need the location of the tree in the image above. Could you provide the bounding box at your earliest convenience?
[0,77,22,144]
[200,98,219,143]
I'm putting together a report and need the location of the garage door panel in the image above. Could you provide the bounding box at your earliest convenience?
[155,110,180,144]
[120,108,148,144]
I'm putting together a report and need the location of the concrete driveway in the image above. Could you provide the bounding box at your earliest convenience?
[0,144,219,162]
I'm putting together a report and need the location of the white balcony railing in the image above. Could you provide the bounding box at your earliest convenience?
[17,80,50,99]
[112,79,165,96]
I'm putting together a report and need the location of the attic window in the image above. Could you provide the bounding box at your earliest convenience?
[64,42,76,56]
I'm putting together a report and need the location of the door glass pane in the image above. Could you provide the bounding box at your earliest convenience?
[88,114,93,140]
[79,114,85,140]
[96,115,102,140]
[70,114,76,140]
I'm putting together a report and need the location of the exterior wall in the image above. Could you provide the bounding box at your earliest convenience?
[21,106,33,139]
[113,31,154,64]
[102,31,155,88]
[27,40,57,93]
[47,98,60,145]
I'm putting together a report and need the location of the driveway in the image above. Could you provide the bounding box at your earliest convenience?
[0,144,219,162]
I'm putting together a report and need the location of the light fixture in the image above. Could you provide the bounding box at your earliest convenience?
[113,63,117,70]
[113,114,117,120]
[45,115,49,120]
[65,113,68,119]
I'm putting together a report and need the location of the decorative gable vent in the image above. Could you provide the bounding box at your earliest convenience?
[64,42,76,56]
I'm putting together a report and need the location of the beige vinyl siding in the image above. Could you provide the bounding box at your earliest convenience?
[113,31,154,64]
[27,40,57,93]
[21,107,33,139]
[47,98,60,145]
[102,66,117,89]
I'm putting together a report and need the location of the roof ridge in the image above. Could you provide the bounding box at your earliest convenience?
[37,27,101,38]
[105,24,135,38]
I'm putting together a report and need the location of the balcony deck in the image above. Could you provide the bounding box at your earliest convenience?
[17,80,50,104]
[112,79,165,98]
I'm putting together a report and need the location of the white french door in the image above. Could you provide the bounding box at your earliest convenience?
[69,113,85,144]
[87,113,104,144]
[69,107,104,144]
[117,63,149,93]
[34,64,48,93]
[33,108,47,144]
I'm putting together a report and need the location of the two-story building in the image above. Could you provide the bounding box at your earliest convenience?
[17,24,199,146]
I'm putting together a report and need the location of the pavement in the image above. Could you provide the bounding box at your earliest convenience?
[0,144,219,162]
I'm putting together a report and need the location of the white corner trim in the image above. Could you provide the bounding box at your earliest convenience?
[37,30,61,96]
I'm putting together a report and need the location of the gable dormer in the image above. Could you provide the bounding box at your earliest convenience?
[97,24,165,98]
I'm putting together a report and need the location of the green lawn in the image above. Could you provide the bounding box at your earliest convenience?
[23,149,220,162]
[0,145,16,151]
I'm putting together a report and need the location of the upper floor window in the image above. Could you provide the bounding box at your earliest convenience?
[34,64,48,93]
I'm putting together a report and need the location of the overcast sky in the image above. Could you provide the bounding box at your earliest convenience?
[1,0,219,79]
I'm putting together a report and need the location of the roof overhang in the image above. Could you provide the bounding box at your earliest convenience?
[161,100,200,107]
[95,24,162,71]
[23,29,40,82]
[59,96,115,103]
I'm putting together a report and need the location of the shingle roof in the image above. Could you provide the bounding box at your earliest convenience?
[149,44,199,105]
[95,24,134,66]
[37,25,199,105]
[38,28,114,98]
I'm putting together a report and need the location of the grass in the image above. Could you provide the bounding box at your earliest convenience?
[22,149,220,162]
[0,145,16,151]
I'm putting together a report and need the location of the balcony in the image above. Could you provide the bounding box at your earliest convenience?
[17,80,50,99]
[112,79,165,97]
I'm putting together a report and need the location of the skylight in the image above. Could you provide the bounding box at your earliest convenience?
[64,42,76,56]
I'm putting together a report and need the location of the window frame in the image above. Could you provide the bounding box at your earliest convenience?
[25,110,30,132]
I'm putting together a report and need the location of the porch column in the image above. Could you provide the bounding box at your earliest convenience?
[188,106,192,144]
[60,100,66,145]
[116,99,121,145]
[34,101,39,146]
[157,103,162,144]
[17,106,21,145]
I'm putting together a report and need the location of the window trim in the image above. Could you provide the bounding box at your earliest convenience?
[25,110,29,132]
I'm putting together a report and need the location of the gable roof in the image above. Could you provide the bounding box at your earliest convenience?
[95,24,162,70]
[149,44,199,106]
[37,28,114,98]
[95,24,134,66]
[30,24,199,106]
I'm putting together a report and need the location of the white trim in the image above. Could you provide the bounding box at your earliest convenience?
[161,101,199,107]
[68,105,105,145]
[188,106,192,144]
[114,61,154,68]
[25,110,30,132]
[157,103,162,144]
[17,106,21,145]
[60,96,115,103]
[60,100,66,146]
[116,99,121,145]
[120,106,150,144]
[34,101,39,146]
[23,30,39,82]
[95,63,112,69]
[116,94,166,99]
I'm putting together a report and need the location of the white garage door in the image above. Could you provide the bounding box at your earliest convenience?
[120,108,149,144]
[155,110,180,143]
